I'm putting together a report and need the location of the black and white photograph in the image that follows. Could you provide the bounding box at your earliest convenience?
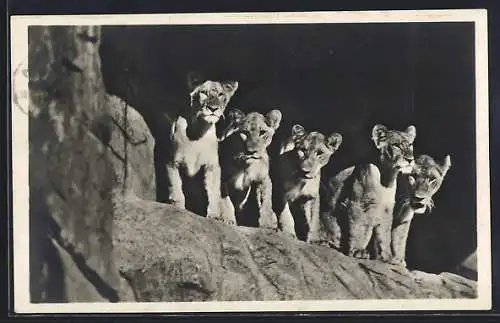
[11,10,491,313]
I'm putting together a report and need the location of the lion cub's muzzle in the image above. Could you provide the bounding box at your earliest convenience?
[398,157,415,174]
[240,148,264,161]
[298,166,318,179]
[198,105,224,123]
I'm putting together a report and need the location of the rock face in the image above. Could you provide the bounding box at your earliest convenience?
[26,25,476,305]
[452,250,478,281]
[27,26,143,303]
[114,200,477,301]
[106,94,156,200]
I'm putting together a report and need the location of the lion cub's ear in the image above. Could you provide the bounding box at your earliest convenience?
[372,124,388,149]
[441,155,452,174]
[187,72,205,91]
[280,124,305,155]
[291,124,306,140]
[326,133,343,152]
[227,109,246,124]
[266,109,282,130]
[221,81,239,97]
[405,125,417,143]
[219,109,245,142]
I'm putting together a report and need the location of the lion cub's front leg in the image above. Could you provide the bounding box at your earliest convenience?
[204,164,236,225]
[346,204,372,259]
[165,163,185,209]
[255,176,278,230]
[390,220,412,267]
[373,218,393,262]
[304,197,322,244]
[278,202,297,239]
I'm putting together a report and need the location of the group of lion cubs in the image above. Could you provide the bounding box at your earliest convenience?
[163,73,452,268]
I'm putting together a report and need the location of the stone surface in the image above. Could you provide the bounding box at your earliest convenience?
[107,94,156,200]
[28,25,138,303]
[114,198,477,302]
[452,250,478,281]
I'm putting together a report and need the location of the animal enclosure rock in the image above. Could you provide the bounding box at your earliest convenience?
[114,198,478,302]
[106,94,156,200]
[28,25,134,303]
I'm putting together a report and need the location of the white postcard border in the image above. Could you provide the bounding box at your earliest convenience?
[10,9,491,313]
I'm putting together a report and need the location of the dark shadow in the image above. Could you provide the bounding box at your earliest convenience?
[29,188,66,303]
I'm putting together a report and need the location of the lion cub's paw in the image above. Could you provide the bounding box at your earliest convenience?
[259,220,279,231]
[389,257,407,267]
[279,229,298,240]
[166,197,186,210]
[376,254,394,263]
[350,249,371,260]
[208,213,237,226]
[309,239,332,248]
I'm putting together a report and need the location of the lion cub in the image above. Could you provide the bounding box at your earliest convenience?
[391,154,451,267]
[324,124,416,262]
[164,73,238,224]
[219,108,282,229]
[274,124,343,242]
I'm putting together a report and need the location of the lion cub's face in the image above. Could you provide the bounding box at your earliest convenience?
[281,124,343,179]
[372,124,416,174]
[221,109,282,162]
[188,73,239,124]
[400,154,452,214]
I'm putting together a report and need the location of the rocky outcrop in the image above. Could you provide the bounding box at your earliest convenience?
[106,94,156,200]
[27,26,143,302]
[26,25,477,304]
[114,199,477,301]
[452,250,478,281]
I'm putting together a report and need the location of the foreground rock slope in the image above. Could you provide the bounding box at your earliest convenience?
[114,199,477,302]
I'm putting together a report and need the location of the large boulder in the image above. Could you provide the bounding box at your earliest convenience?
[27,25,140,303]
[106,94,156,200]
[452,250,478,281]
[114,199,477,301]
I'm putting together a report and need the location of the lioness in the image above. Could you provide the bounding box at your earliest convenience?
[219,108,282,229]
[164,72,238,224]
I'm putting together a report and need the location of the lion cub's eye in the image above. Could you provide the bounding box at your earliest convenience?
[297,150,305,158]
[259,130,267,136]
[429,178,438,186]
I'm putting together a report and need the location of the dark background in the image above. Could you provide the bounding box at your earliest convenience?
[99,22,476,274]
